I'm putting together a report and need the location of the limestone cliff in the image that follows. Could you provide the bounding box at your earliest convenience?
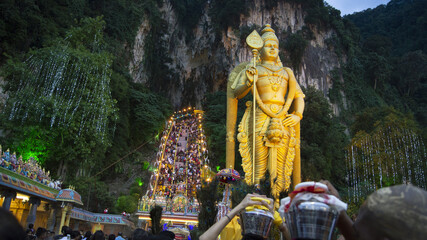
[129,0,345,114]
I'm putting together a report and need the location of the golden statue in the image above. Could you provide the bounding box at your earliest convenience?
[226,24,305,204]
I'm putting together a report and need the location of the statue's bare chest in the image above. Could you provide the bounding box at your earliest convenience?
[256,66,288,92]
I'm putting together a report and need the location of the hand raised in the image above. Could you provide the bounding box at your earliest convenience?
[245,66,258,84]
[320,180,340,199]
[237,193,274,213]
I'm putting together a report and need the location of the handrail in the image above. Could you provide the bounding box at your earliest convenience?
[151,121,175,201]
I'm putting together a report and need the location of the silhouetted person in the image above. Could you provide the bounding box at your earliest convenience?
[157,231,175,240]
[55,226,72,240]
[92,230,105,240]
[115,232,125,240]
[71,230,81,240]
[0,208,26,240]
[35,227,48,240]
[27,224,35,234]
[82,231,91,240]
[131,229,149,240]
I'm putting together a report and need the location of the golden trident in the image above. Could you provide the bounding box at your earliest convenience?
[245,30,263,185]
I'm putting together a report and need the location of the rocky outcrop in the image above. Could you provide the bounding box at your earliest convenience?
[129,0,345,113]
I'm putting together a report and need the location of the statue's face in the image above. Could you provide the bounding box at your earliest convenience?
[261,40,279,61]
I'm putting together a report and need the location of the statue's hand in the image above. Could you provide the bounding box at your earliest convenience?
[282,114,301,127]
[245,66,258,86]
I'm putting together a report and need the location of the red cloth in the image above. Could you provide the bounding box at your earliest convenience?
[285,186,327,212]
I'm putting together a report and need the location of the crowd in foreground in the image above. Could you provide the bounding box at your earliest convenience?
[199,181,427,240]
[2,180,426,240]
[0,218,175,240]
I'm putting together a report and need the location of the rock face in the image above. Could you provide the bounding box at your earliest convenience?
[129,0,344,113]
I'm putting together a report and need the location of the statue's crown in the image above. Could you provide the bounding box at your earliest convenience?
[261,24,278,43]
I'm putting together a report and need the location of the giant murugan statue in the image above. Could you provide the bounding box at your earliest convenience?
[226,24,305,204]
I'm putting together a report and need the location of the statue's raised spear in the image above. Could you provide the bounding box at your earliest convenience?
[246,30,263,185]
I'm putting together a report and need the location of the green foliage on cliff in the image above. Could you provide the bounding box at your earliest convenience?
[1,17,117,177]
[0,0,145,60]
[344,106,426,208]
[283,31,308,71]
[351,107,420,137]
[140,0,177,93]
[129,83,172,144]
[202,91,227,167]
[343,0,427,136]
[301,87,349,186]
[347,0,427,56]
[171,0,207,39]
[209,0,248,32]
[0,1,172,213]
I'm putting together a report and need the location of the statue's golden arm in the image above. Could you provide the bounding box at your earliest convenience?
[293,81,305,115]
[231,65,253,99]
[226,62,251,169]
[293,97,305,116]
[283,87,305,127]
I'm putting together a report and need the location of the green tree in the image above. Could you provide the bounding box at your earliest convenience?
[70,177,116,213]
[197,180,220,232]
[209,0,248,32]
[129,84,172,145]
[115,194,139,213]
[283,31,308,71]
[301,87,349,186]
[1,17,116,179]
[170,0,207,39]
[347,107,426,203]
[364,52,392,91]
[202,91,227,167]
[396,50,427,98]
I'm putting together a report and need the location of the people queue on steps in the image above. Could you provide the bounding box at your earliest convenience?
[143,112,204,214]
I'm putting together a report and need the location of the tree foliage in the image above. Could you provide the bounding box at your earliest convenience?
[202,91,227,167]
[345,106,426,207]
[345,0,427,137]
[196,180,220,232]
[209,0,248,32]
[347,0,427,56]
[170,0,207,39]
[283,31,308,71]
[129,84,172,145]
[300,87,348,186]
[1,17,116,178]
[115,194,139,213]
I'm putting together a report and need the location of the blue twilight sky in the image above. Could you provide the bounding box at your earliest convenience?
[325,0,391,15]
